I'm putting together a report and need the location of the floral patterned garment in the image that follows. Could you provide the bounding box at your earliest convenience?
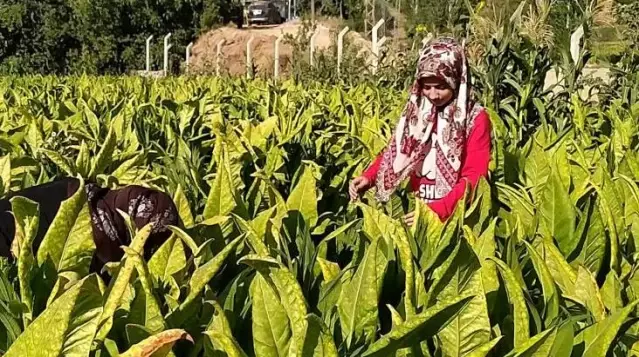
[76,180,180,266]
[0,177,180,272]
[374,37,484,203]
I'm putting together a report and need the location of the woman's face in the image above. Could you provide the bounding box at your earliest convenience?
[418,76,454,107]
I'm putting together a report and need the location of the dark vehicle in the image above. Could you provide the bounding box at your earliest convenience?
[246,1,284,26]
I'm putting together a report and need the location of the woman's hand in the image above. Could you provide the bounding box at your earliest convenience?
[404,211,415,226]
[349,176,371,201]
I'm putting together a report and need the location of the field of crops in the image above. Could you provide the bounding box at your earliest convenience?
[1,73,639,356]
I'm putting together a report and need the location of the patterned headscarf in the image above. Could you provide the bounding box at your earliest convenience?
[374,37,483,202]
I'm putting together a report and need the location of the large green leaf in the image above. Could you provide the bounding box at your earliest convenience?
[0,155,10,195]
[89,125,116,178]
[4,275,103,357]
[467,220,499,305]
[600,271,623,313]
[569,266,605,322]
[578,299,639,356]
[147,234,186,284]
[203,147,237,219]
[504,328,556,357]
[359,202,398,244]
[532,238,576,295]
[40,149,75,176]
[10,196,39,327]
[240,256,309,357]
[172,235,244,324]
[489,257,530,348]
[204,300,247,357]
[338,238,388,347]
[250,274,291,357]
[429,238,491,357]
[286,164,318,227]
[538,164,576,255]
[37,177,95,274]
[302,314,339,357]
[465,338,502,357]
[269,267,309,357]
[361,295,473,357]
[524,241,559,326]
[173,184,194,228]
[127,250,166,334]
[573,197,605,277]
[204,331,248,357]
[96,223,153,342]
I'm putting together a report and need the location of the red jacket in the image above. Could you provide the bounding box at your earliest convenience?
[361,109,492,221]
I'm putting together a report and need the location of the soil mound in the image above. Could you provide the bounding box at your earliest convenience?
[189,19,371,76]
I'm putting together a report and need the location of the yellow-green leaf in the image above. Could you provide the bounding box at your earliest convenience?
[4,275,103,357]
[10,196,39,327]
[489,257,530,348]
[302,314,339,357]
[362,296,473,357]
[173,184,194,228]
[37,177,95,274]
[96,223,154,342]
[203,148,236,219]
[338,238,388,347]
[286,165,319,227]
[0,155,10,194]
[250,274,291,357]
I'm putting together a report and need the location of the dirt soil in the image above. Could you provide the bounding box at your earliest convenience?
[189,19,372,76]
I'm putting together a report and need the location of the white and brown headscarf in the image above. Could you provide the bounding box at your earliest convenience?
[374,37,483,202]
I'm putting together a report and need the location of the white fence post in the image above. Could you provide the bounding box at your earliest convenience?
[372,20,385,74]
[247,36,255,79]
[216,40,225,76]
[310,29,319,67]
[185,42,193,73]
[570,25,584,64]
[145,35,153,73]
[163,33,172,76]
[337,26,349,76]
[274,34,284,79]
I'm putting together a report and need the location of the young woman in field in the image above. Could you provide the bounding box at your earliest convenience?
[0,177,180,272]
[349,37,491,225]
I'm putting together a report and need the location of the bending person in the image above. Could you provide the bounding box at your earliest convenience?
[0,177,180,272]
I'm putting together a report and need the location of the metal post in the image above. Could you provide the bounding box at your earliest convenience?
[310,30,318,67]
[570,25,584,64]
[374,36,387,74]
[337,26,349,76]
[288,0,291,20]
[186,42,193,73]
[247,36,255,79]
[293,0,297,18]
[372,20,385,74]
[274,34,284,79]
[145,35,153,73]
[365,0,376,38]
[163,33,172,76]
[372,19,384,53]
[216,40,225,76]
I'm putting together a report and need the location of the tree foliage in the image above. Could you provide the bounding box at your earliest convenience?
[0,0,243,74]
